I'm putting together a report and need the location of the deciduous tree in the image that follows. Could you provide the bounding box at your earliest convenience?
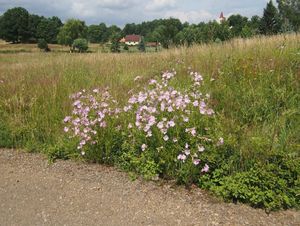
[57,19,87,49]
[0,7,30,43]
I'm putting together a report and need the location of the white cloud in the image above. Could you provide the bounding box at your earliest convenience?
[164,10,214,23]
[145,0,176,11]
[0,0,267,26]
[96,0,138,10]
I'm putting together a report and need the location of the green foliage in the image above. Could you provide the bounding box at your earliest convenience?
[72,38,88,53]
[0,117,13,148]
[123,44,129,51]
[37,39,50,52]
[37,17,62,43]
[57,19,87,47]
[110,33,121,53]
[87,23,109,43]
[28,14,44,43]
[138,37,146,52]
[260,1,282,35]
[200,161,300,211]
[118,143,161,180]
[277,0,300,31]
[228,14,249,37]
[241,25,254,38]
[45,138,80,162]
[0,7,30,43]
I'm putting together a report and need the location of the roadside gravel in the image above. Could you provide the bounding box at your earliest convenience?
[0,149,299,226]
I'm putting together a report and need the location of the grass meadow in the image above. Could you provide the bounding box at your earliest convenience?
[0,34,299,210]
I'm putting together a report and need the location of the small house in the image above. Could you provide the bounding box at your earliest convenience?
[122,35,142,46]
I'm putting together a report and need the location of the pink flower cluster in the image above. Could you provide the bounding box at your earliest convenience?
[64,70,224,173]
[124,70,218,170]
[63,88,120,153]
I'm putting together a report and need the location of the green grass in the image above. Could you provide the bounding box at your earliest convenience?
[0,34,299,210]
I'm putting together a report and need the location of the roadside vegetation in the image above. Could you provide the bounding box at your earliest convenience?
[0,33,299,211]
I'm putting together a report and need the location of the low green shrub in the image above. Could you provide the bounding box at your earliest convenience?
[72,38,88,53]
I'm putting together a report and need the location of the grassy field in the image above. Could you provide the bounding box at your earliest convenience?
[0,34,299,210]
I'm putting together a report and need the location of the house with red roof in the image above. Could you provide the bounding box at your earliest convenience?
[120,34,142,46]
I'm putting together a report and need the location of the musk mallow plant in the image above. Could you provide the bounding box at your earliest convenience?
[63,69,223,180]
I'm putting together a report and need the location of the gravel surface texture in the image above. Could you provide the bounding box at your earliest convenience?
[0,149,299,226]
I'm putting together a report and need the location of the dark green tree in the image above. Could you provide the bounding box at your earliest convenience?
[277,0,300,31]
[0,16,4,39]
[0,7,30,43]
[138,37,146,52]
[110,33,121,53]
[88,25,101,43]
[28,14,44,42]
[241,25,255,38]
[57,19,87,49]
[107,25,122,41]
[215,22,232,41]
[249,16,261,34]
[228,14,249,37]
[123,23,138,35]
[98,23,109,43]
[37,17,62,43]
[260,1,282,35]
[151,25,168,48]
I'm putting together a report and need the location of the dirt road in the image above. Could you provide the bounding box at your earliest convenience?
[0,149,299,226]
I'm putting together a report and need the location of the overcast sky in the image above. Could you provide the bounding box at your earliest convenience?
[0,0,269,27]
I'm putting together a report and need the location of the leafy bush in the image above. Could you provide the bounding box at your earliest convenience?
[199,160,300,211]
[37,39,50,52]
[123,44,129,51]
[72,38,88,53]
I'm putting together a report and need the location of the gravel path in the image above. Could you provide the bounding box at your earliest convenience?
[0,149,299,226]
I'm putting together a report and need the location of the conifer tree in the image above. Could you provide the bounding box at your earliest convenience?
[260,1,282,35]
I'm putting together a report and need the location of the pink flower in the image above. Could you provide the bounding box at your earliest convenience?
[168,120,175,127]
[100,121,107,128]
[193,159,200,165]
[193,100,199,107]
[217,137,224,146]
[157,121,164,129]
[163,135,169,141]
[183,116,189,122]
[198,146,205,152]
[190,128,196,136]
[63,116,71,123]
[64,127,69,132]
[149,79,157,85]
[93,89,99,93]
[141,144,147,151]
[177,154,187,161]
[201,164,209,173]
[206,109,215,115]
[184,149,190,156]
[146,131,152,137]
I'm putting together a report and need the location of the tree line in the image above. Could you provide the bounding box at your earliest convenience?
[0,0,298,50]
